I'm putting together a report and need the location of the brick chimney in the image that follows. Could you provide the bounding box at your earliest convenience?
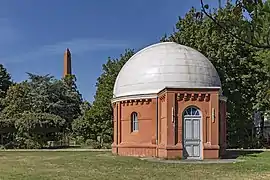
[63,48,72,77]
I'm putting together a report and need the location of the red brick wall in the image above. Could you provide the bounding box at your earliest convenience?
[112,88,225,159]
[112,99,157,157]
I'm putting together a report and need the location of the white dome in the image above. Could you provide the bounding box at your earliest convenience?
[113,42,221,99]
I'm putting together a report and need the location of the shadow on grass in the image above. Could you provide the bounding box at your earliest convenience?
[42,145,82,149]
[221,149,264,159]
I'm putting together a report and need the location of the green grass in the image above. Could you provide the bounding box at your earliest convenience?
[0,151,270,180]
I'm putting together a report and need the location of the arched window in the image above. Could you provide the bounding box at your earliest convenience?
[184,107,201,117]
[131,112,138,132]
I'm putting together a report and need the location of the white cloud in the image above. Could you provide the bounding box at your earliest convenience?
[2,37,129,64]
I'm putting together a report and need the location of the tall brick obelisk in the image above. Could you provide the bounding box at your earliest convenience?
[63,48,72,77]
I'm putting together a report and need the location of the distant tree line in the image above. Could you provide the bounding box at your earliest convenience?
[0,0,269,149]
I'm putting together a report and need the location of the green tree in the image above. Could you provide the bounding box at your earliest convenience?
[78,50,134,144]
[162,5,268,147]
[15,112,66,148]
[1,73,82,123]
[250,1,270,101]
[0,64,12,106]
[0,73,82,148]
[254,50,270,110]
[71,101,92,141]
[204,0,270,138]
[0,82,31,118]
[79,101,91,115]
[201,0,270,143]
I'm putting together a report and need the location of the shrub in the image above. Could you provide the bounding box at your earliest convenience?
[84,139,101,149]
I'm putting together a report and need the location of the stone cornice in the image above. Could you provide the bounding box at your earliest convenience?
[112,87,224,103]
[177,93,210,102]
[120,98,152,106]
[111,93,157,103]
[158,86,221,95]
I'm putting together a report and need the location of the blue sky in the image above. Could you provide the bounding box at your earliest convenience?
[0,0,219,102]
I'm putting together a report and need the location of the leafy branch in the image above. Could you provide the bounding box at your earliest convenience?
[201,0,270,49]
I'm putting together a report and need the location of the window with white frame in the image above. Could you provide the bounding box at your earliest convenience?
[131,112,138,132]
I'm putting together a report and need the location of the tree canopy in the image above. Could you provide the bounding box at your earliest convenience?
[0,73,82,148]
[201,0,270,50]
[0,64,12,99]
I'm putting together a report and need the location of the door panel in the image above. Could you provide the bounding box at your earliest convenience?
[193,145,200,157]
[185,119,192,139]
[185,145,193,156]
[193,119,200,139]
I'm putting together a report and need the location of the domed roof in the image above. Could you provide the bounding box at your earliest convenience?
[113,42,221,100]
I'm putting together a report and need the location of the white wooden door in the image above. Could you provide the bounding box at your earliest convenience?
[183,107,202,160]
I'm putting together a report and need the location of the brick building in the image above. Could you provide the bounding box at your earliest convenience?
[111,42,227,160]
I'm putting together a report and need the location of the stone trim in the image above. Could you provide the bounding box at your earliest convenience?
[158,86,221,95]
[120,98,152,106]
[159,93,166,102]
[112,87,222,103]
[176,93,210,102]
[111,93,157,103]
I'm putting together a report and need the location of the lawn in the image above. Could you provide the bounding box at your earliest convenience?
[0,151,270,180]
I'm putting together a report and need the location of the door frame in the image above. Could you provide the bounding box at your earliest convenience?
[182,106,203,160]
